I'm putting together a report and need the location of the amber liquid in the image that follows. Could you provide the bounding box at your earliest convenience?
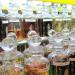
[25,69,49,75]
[16,29,24,40]
[25,64,49,75]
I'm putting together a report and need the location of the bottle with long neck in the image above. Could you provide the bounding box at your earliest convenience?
[56,21,63,32]
[62,23,69,40]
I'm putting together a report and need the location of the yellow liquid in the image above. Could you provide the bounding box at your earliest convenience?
[4,69,24,75]
[25,63,49,75]
[25,70,49,75]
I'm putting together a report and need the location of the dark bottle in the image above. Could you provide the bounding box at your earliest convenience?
[36,19,43,36]
[0,18,7,41]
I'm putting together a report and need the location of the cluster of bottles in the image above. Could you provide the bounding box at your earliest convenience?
[0,29,50,75]
[0,2,74,18]
[46,20,75,75]
[0,19,75,75]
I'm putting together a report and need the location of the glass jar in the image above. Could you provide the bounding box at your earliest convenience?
[2,60,14,75]
[24,34,44,64]
[24,32,43,55]
[69,46,75,75]
[2,60,24,75]
[24,55,49,75]
[1,36,24,75]
[40,38,51,57]
[15,51,24,64]
[53,51,70,66]
[45,44,53,57]
[1,37,17,52]
[69,31,75,46]
[69,31,75,58]
[2,50,24,75]
[52,50,70,75]
[24,45,44,62]
[6,32,17,41]
[69,30,75,59]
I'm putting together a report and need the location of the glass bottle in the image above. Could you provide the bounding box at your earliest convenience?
[54,19,63,32]
[16,27,23,41]
[62,24,69,40]
[53,32,63,51]
[2,51,24,75]
[69,31,75,75]
[1,36,17,52]
[52,50,70,75]
[24,54,49,75]
[24,33,44,60]
[1,37,24,75]
[12,51,24,75]
[6,32,17,41]
[40,38,53,57]
[69,31,75,46]
[48,23,56,43]
[27,24,37,39]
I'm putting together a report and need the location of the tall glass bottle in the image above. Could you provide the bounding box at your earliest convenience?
[48,23,56,43]
[53,19,63,32]
[62,23,69,40]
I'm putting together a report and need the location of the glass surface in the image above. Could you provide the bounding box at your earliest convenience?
[1,37,17,52]
[28,34,41,47]
[7,32,16,41]
[54,20,63,32]
[69,31,75,46]
[69,31,75,41]
[62,25,69,40]
[2,60,24,75]
[16,28,24,41]
[53,32,63,43]
[27,30,37,39]
[52,50,70,66]
[24,55,49,75]
[53,32,63,50]
[2,50,24,75]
